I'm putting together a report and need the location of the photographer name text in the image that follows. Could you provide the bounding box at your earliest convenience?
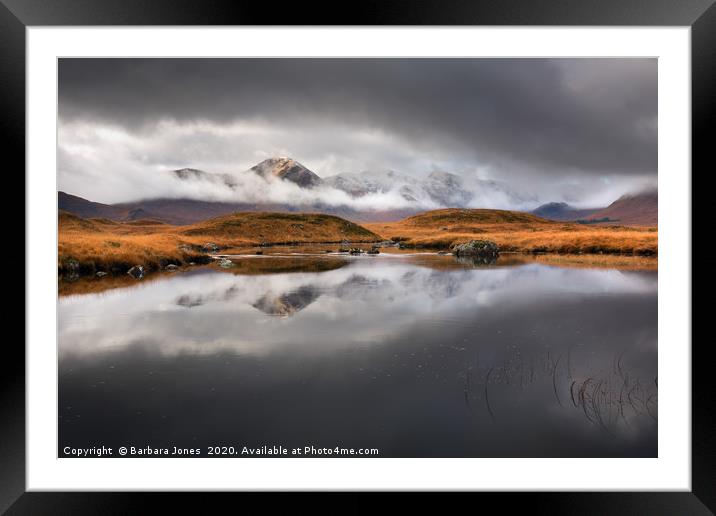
[62,445,379,457]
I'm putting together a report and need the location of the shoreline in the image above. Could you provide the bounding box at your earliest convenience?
[58,210,658,280]
[59,244,658,279]
[58,250,658,297]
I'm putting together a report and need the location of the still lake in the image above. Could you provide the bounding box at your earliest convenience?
[58,253,657,457]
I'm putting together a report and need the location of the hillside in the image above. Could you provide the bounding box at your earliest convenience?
[59,210,101,231]
[180,212,381,243]
[59,191,261,225]
[59,191,419,225]
[401,208,551,227]
[532,202,601,221]
[58,210,381,277]
[113,198,269,225]
[365,208,657,255]
[584,190,657,226]
[58,192,127,220]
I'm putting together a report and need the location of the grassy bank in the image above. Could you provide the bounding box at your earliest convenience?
[58,210,381,276]
[59,207,658,279]
[364,209,657,255]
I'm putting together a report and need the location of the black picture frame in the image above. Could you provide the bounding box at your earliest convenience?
[4,0,714,513]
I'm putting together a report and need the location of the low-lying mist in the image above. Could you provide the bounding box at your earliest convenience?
[57,119,656,211]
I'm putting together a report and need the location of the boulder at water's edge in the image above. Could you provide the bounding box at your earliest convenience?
[452,240,499,258]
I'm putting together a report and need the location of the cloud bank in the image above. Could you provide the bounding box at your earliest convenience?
[58,58,657,208]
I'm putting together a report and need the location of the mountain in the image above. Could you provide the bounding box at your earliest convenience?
[167,158,530,215]
[60,191,255,225]
[583,190,657,226]
[59,191,418,225]
[58,192,127,220]
[422,171,474,207]
[323,170,419,201]
[113,198,268,225]
[323,169,528,208]
[249,157,322,188]
[252,285,321,317]
[532,202,601,221]
[59,157,656,226]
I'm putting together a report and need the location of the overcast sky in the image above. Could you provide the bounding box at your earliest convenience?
[58,58,657,207]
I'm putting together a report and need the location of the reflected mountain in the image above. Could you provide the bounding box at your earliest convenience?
[334,274,392,299]
[59,255,658,457]
[176,285,239,308]
[252,285,321,316]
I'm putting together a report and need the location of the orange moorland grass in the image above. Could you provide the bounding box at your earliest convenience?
[364,208,657,256]
[58,210,381,275]
[387,252,657,272]
[179,211,380,243]
[506,253,657,271]
[59,207,657,278]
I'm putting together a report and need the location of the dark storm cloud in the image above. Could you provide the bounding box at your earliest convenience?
[59,58,657,177]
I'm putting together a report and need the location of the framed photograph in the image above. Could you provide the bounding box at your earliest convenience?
[6,0,713,512]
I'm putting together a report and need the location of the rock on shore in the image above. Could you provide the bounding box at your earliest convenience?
[452,240,499,258]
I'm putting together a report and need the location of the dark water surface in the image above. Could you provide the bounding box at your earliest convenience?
[58,254,657,457]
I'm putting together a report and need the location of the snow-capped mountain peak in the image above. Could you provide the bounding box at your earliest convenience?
[249,157,323,188]
[169,158,531,212]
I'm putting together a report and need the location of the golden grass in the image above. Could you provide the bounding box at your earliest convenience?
[59,207,657,281]
[364,219,657,256]
[58,210,380,275]
[401,208,549,226]
[524,253,658,270]
[180,211,380,243]
[58,223,205,274]
[365,208,657,256]
[379,252,657,272]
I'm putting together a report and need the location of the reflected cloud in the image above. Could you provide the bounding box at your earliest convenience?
[58,257,657,359]
[58,255,657,457]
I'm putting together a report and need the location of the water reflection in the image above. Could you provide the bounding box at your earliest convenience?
[252,285,321,316]
[58,255,657,457]
[453,255,498,267]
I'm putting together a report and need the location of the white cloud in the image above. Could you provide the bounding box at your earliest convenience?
[58,117,655,210]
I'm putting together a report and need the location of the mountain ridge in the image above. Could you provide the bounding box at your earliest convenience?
[59,156,657,226]
[58,191,421,225]
[584,190,657,226]
[532,202,601,221]
[249,157,322,188]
